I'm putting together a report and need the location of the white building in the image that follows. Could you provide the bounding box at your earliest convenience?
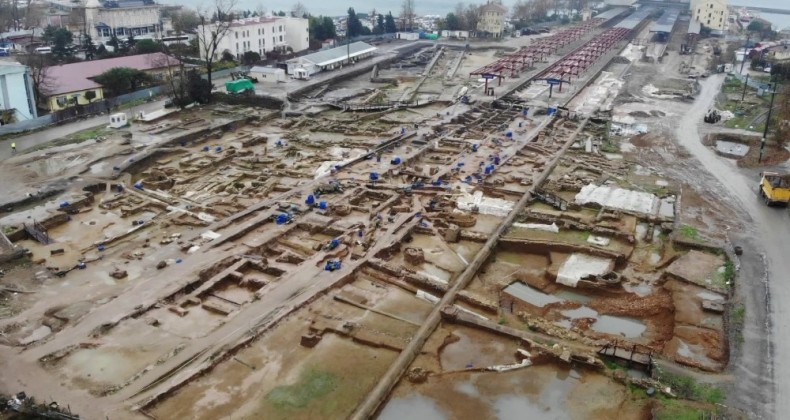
[285,42,376,76]
[691,0,728,31]
[478,0,508,37]
[0,60,38,123]
[198,16,309,61]
[85,0,163,43]
[249,66,286,83]
[281,17,310,54]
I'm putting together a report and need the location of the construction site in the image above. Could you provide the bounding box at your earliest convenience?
[0,6,778,420]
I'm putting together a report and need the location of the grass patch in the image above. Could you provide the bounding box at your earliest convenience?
[266,369,337,410]
[655,399,709,420]
[603,359,628,371]
[498,317,508,325]
[24,126,111,154]
[712,259,735,289]
[678,225,700,240]
[733,304,745,323]
[658,371,725,404]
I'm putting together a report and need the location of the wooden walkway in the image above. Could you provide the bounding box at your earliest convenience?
[598,340,653,371]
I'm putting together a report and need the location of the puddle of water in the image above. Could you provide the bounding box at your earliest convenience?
[554,319,573,329]
[676,340,717,367]
[649,252,661,265]
[623,282,653,297]
[503,282,562,307]
[697,291,725,301]
[455,381,480,397]
[562,306,598,318]
[20,325,52,345]
[592,315,646,338]
[378,395,448,420]
[494,370,576,419]
[627,369,649,379]
[440,330,508,370]
[554,290,593,304]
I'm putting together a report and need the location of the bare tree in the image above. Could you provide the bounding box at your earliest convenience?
[255,2,266,16]
[400,0,415,31]
[172,9,201,34]
[291,2,307,18]
[196,0,237,94]
[19,53,53,106]
[463,4,481,33]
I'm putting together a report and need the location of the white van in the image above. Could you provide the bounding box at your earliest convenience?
[35,46,51,54]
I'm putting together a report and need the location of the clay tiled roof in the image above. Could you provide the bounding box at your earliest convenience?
[44,52,179,96]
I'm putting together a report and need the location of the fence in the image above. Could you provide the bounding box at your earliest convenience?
[0,85,166,136]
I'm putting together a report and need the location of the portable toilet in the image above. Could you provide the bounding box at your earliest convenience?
[109,113,127,128]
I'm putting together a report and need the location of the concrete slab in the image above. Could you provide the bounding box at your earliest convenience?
[715,140,749,157]
[556,253,613,287]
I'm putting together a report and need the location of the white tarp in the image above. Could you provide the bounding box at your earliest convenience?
[575,184,658,216]
[556,253,613,287]
[513,222,560,233]
[456,190,514,217]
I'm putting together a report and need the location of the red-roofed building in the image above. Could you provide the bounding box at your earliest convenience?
[42,52,180,111]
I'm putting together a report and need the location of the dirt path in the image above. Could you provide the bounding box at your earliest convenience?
[675,74,784,419]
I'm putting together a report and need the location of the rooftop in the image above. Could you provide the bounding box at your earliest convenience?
[291,42,376,67]
[229,17,278,27]
[44,52,179,96]
[250,66,283,74]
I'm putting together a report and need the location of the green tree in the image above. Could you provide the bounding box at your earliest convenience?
[49,27,73,59]
[93,67,154,97]
[171,9,201,33]
[241,50,261,65]
[375,14,385,34]
[444,12,460,30]
[136,39,162,54]
[385,12,397,33]
[309,16,336,41]
[187,70,212,104]
[277,10,286,16]
[221,50,234,61]
[82,33,96,60]
[747,20,764,33]
[347,7,364,38]
[83,90,97,102]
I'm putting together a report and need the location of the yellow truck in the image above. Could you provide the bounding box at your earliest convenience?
[759,172,790,206]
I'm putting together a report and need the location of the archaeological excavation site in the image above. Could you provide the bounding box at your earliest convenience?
[0,7,755,420]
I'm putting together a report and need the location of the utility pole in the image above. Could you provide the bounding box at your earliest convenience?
[759,77,778,163]
[740,73,749,109]
[740,34,750,75]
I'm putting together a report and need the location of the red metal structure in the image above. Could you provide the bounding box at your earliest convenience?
[535,27,632,92]
[470,18,606,83]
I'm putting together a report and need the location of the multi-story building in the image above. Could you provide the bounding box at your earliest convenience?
[477,0,507,38]
[85,0,163,43]
[0,60,37,123]
[198,16,309,61]
[691,0,728,32]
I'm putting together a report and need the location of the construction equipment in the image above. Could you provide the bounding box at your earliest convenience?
[230,71,258,83]
[225,79,255,95]
[759,172,790,206]
[703,109,721,124]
